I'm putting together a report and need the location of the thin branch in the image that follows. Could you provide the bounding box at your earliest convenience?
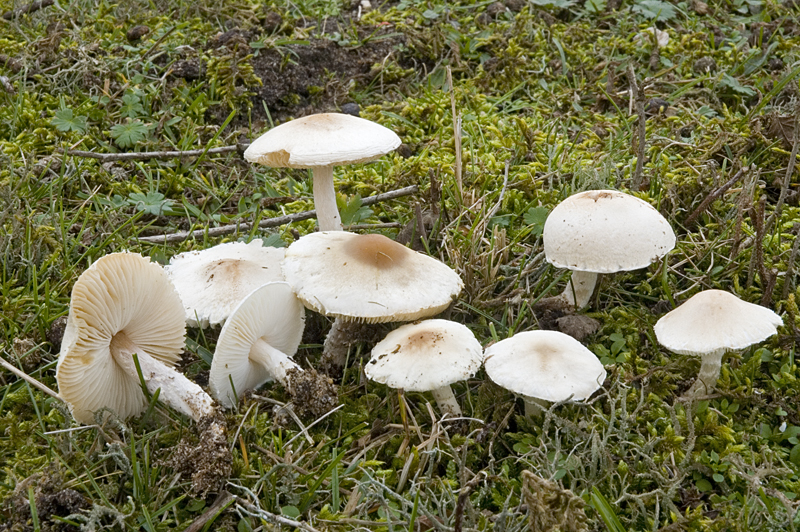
[137,185,419,244]
[235,499,322,532]
[684,166,746,228]
[63,145,243,163]
[627,64,647,190]
[184,491,235,532]
[447,66,463,202]
[0,356,61,400]
[2,0,53,19]
[773,100,800,227]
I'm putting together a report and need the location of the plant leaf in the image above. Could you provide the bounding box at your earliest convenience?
[110,119,150,148]
[51,108,88,133]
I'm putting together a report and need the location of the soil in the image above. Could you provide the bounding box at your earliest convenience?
[168,412,232,496]
[285,367,338,418]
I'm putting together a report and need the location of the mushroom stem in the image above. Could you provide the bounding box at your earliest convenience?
[250,338,301,386]
[683,349,725,400]
[559,270,598,310]
[312,165,343,231]
[431,386,462,417]
[110,332,215,421]
[522,396,550,418]
[321,319,364,373]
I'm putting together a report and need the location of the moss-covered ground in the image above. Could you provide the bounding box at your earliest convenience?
[2,0,800,529]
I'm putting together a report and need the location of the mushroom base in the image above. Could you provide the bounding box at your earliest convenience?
[682,349,725,400]
[558,270,599,310]
[312,165,343,231]
[110,331,215,421]
[431,386,462,418]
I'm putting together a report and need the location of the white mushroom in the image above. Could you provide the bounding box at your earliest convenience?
[365,319,483,417]
[56,252,216,424]
[484,330,607,417]
[209,282,305,408]
[166,240,285,328]
[654,290,783,399]
[543,189,676,309]
[244,113,401,231]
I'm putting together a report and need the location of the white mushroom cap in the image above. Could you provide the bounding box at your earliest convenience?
[56,252,186,424]
[654,290,783,357]
[166,240,285,328]
[283,232,464,323]
[543,190,676,273]
[365,319,483,392]
[209,282,305,408]
[484,330,606,402]
[243,113,401,168]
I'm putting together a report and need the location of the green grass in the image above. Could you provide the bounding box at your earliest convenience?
[2,0,800,529]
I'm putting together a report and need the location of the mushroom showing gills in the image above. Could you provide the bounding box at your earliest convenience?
[282,231,464,372]
[483,330,607,417]
[244,113,401,231]
[654,290,782,399]
[543,190,676,309]
[166,240,285,328]
[365,319,483,417]
[209,282,337,417]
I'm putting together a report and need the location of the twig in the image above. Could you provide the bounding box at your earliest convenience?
[235,499,322,532]
[184,491,235,532]
[63,145,243,163]
[684,166,746,228]
[782,225,800,301]
[0,356,61,400]
[627,64,647,190]
[137,185,418,243]
[2,0,53,19]
[0,76,14,94]
[773,100,800,229]
[454,471,489,532]
[447,67,463,202]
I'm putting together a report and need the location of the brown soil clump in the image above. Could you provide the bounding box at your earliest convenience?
[285,367,338,418]
[168,412,232,496]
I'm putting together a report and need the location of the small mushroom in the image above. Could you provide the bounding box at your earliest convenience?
[209,281,335,415]
[654,290,783,399]
[543,189,676,309]
[365,319,483,417]
[483,330,607,417]
[244,113,401,231]
[166,240,285,328]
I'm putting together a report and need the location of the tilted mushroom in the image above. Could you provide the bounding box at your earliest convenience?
[654,290,782,399]
[282,231,464,372]
[543,189,676,309]
[484,330,607,417]
[365,319,483,417]
[166,240,285,328]
[209,282,337,416]
[244,113,401,231]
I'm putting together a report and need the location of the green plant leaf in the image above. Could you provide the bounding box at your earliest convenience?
[127,191,175,216]
[523,206,550,235]
[631,0,677,21]
[119,92,145,118]
[338,194,373,226]
[51,108,88,133]
[110,119,150,148]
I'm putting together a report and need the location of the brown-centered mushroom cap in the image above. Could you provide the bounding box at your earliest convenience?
[283,231,464,323]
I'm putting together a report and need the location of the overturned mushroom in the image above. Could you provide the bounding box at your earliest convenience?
[365,319,483,417]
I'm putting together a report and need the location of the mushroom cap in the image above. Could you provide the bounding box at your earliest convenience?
[209,282,305,408]
[543,189,676,273]
[56,252,186,424]
[654,290,783,357]
[243,113,401,168]
[365,319,483,392]
[484,330,606,402]
[283,232,464,323]
[166,240,285,328]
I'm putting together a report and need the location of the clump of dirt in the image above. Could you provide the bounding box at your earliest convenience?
[168,412,232,496]
[2,466,87,532]
[285,367,338,418]
[248,30,408,124]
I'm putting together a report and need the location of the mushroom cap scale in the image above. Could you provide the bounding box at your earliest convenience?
[654,290,783,356]
[209,282,305,407]
[484,330,606,402]
[56,252,186,424]
[543,190,676,273]
[283,232,464,323]
[365,319,483,392]
[166,240,285,328]
[244,113,401,168]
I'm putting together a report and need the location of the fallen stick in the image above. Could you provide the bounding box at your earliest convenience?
[627,65,647,190]
[138,185,419,244]
[0,356,61,400]
[2,0,53,19]
[684,166,747,229]
[64,144,244,163]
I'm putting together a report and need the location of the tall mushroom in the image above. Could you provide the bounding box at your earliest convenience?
[654,290,782,399]
[166,240,285,328]
[542,190,676,309]
[483,330,607,417]
[282,231,464,372]
[244,113,401,231]
[365,319,483,417]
